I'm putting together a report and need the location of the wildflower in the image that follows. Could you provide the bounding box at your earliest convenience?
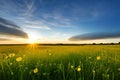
[117,68,120,71]
[77,66,81,72]
[71,65,74,69]
[9,53,15,57]
[33,68,38,74]
[16,57,22,62]
[96,56,101,60]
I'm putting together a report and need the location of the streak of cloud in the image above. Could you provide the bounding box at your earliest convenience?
[0,38,10,41]
[0,0,74,31]
[0,17,28,38]
[69,32,120,41]
[0,17,20,29]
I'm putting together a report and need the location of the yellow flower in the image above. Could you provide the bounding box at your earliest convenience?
[77,66,81,72]
[9,53,15,57]
[16,57,22,62]
[33,68,38,74]
[96,56,101,60]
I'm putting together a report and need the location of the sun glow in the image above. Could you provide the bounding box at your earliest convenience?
[28,33,39,44]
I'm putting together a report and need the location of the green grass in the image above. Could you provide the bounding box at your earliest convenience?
[0,45,120,80]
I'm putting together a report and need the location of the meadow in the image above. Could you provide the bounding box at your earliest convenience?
[0,45,120,80]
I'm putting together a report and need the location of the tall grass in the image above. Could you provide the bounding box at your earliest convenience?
[0,45,120,80]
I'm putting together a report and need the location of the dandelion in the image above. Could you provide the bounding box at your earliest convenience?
[77,66,81,72]
[16,57,22,62]
[9,53,15,57]
[33,68,38,74]
[96,56,101,60]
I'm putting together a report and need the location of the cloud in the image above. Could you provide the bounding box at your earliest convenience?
[0,17,20,29]
[23,19,51,30]
[69,32,120,41]
[0,0,73,30]
[0,38,11,41]
[0,17,28,38]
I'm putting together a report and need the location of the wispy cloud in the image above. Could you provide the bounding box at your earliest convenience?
[22,19,51,30]
[0,0,74,30]
[69,32,120,41]
[0,17,20,29]
[0,17,28,38]
[0,38,11,41]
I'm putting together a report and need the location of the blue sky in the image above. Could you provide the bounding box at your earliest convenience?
[0,0,120,44]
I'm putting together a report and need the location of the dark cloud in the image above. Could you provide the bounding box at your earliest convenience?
[0,17,28,38]
[69,32,120,41]
[0,17,20,29]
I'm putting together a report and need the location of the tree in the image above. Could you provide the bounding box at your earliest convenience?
[118,42,120,44]
[92,43,96,45]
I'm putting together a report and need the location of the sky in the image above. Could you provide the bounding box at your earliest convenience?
[0,0,120,44]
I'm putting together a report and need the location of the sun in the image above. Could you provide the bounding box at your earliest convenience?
[28,33,39,44]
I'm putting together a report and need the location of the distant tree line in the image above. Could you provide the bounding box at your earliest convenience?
[92,42,120,45]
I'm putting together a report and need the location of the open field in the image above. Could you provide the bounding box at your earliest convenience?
[0,45,120,80]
